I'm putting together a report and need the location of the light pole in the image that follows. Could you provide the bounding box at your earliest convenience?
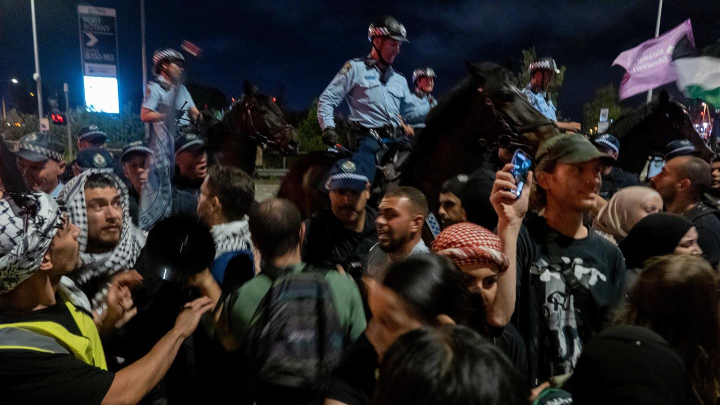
[64,83,72,154]
[31,0,43,124]
[646,0,664,104]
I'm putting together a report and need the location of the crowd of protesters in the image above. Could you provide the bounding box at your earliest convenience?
[2,15,720,405]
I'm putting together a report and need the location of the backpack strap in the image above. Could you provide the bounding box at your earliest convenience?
[543,230,596,341]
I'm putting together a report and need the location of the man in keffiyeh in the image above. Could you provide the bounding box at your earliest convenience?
[196,165,255,287]
[57,170,146,311]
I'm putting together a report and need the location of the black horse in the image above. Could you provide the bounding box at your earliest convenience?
[609,89,713,175]
[203,82,299,176]
[278,61,559,218]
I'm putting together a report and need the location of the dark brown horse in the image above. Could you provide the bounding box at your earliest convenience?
[204,82,299,176]
[608,90,713,175]
[279,61,559,218]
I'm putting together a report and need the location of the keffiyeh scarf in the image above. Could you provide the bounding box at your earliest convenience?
[432,222,509,270]
[211,217,252,259]
[57,170,145,309]
[0,192,63,294]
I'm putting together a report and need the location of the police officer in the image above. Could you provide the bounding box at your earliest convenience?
[591,133,640,200]
[403,67,438,129]
[523,57,581,132]
[141,48,201,134]
[15,132,66,198]
[317,15,414,184]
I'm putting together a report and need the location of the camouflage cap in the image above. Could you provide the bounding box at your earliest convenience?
[535,134,613,173]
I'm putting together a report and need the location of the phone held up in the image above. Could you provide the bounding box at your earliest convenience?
[510,149,532,198]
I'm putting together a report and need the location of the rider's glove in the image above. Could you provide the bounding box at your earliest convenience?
[322,128,339,147]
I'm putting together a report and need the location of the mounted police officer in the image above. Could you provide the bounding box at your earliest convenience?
[317,15,414,184]
[523,56,581,132]
[403,67,438,130]
[141,48,202,134]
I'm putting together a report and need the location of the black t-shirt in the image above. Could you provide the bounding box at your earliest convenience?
[513,215,626,386]
[325,333,379,405]
[0,299,114,405]
[302,208,378,274]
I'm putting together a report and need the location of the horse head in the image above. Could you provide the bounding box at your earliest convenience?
[611,90,713,173]
[223,81,300,156]
[463,61,559,157]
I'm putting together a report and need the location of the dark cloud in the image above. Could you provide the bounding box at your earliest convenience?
[1,0,719,120]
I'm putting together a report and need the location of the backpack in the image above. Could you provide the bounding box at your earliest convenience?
[244,264,344,391]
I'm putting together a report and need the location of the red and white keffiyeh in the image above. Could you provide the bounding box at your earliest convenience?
[432,223,509,271]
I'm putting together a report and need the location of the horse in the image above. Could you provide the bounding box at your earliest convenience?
[609,89,714,175]
[203,81,299,176]
[278,61,559,218]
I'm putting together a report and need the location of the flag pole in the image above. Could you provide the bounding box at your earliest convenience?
[646,0,664,103]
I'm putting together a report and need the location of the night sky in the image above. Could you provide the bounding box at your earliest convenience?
[1,0,719,120]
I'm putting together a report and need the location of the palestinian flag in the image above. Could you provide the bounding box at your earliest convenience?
[673,39,720,108]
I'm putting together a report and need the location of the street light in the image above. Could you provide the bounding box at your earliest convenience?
[11,78,18,84]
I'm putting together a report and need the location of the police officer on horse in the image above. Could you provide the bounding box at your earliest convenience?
[404,67,438,130]
[317,15,415,184]
[141,48,202,134]
[523,56,581,132]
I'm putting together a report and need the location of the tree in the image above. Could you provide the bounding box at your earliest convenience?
[295,100,326,152]
[582,84,625,132]
[516,47,566,106]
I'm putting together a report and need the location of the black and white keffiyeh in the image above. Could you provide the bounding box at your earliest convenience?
[0,192,63,294]
[57,170,145,309]
[211,217,252,259]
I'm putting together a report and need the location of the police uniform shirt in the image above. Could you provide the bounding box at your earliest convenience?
[522,84,557,122]
[142,75,196,127]
[317,58,413,130]
[403,91,438,127]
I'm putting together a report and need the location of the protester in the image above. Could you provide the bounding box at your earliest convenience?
[197,165,255,287]
[0,192,214,405]
[373,325,529,405]
[432,222,528,377]
[491,133,626,386]
[591,134,640,200]
[650,155,720,266]
[191,198,366,405]
[619,212,701,290]
[173,132,208,195]
[15,132,65,198]
[57,170,146,312]
[437,173,469,227]
[614,255,720,405]
[572,325,692,405]
[366,186,429,280]
[325,254,486,405]
[592,186,663,244]
[303,159,378,274]
[703,156,720,209]
[456,166,499,231]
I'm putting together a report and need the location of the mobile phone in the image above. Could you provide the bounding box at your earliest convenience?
[511,149,532,197]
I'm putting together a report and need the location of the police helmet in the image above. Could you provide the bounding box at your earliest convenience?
[368,16,408,43]
[412,67,437,85]
[528,56,560,76]
[153,48,185,75]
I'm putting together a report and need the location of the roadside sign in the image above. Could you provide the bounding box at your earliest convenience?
[599,108,609,123]
[40,118,50,132]
[78,6,120,113]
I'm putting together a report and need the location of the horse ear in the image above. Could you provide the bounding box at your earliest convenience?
[659,89,670,105]
[243,80,255,98]
[465,59,487,87]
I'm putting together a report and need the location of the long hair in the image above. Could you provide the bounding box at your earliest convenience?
[382,254,488,337]
[373,325,529,405]
[615,255,720,405]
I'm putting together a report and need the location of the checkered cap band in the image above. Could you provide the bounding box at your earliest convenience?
[78,129,108,142]
[325,173,369,190]
[432,222,509,270]
[20,140,63,161]
[175,139,204,155]
[528,59,559,74]
[121,145,153,161]
[595,137,619,154]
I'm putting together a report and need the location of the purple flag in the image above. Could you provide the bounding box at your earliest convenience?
[613,19,694,100]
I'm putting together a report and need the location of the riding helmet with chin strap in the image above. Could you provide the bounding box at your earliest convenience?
[368,16,408,66]
[153,48,185,75]
[528,56,560,76]
[412,67,437,86]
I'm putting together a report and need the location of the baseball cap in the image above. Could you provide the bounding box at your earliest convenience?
[664,139,698,161]
[536,134,613,173]
[15,132,64,163]
[325,159,369,191]
[77,125,109,144]
[440,174,469,196]
[174,132,206,155]
[121,141,153,163]
[592,134,620,155]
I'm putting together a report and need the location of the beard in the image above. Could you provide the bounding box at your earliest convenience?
[378,231,413,253]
